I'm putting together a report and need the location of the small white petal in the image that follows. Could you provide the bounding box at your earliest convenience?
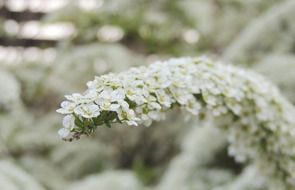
[62,115,76,130]
[110,104,120,111]
[58,128,71,139]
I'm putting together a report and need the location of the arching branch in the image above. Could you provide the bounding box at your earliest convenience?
[57,57,295,189]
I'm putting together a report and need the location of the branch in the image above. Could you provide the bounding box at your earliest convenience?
[223,0,295,64]
[56,57,295,189]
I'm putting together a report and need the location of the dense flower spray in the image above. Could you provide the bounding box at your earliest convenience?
[57,57,295,189]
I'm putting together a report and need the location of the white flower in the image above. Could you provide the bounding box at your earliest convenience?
[56,101,76,114]
[185,99,201,115]
[96,99,111,110]
[148,102,161,110]
[98,87,113,99]
[84,90,98,101]
[125,87,146,105]
[155,90,173,107]
[65,93,84,102]
[147,111,162,120]
[58,128,71,139]
[203,93,218,106]
[111,88,125,102]
[74,104,100,118]
[117,108,139,126]
[141,114,153,127]
[171,89,193,105]
[126,120,139,126]
[109,104,121,112]
[118,100,130,110]
[98,87,125,103]
[62,115,76,130]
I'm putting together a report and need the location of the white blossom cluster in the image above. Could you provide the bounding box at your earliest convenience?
[57,56,295,189]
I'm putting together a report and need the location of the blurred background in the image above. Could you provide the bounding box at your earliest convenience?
[0,0,294,189]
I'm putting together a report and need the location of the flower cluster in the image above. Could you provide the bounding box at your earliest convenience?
[57,57,295,189]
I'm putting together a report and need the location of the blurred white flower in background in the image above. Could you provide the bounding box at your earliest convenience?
[0,69,21,110]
